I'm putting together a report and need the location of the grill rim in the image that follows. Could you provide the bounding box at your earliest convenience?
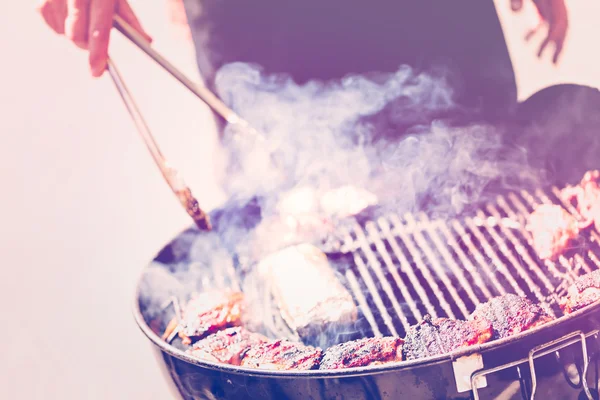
[133,226,600,379]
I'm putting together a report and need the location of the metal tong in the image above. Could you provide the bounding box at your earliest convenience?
[106,58,211,231]
[112,15,260,136]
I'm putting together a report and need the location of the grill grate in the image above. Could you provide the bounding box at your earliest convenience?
[338,187,600,339]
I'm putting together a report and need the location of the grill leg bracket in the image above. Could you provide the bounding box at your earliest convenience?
[471,329,598,400]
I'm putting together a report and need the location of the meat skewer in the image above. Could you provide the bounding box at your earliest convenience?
[469,294,553,340]
[319,337,403,370]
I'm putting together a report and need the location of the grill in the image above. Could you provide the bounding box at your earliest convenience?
[136,185,600,400]
[334,186,600,340]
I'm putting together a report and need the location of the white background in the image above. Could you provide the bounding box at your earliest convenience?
[0,1,598,399]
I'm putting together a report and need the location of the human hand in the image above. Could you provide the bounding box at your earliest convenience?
[510,0,568,64]
[37,0,152,77]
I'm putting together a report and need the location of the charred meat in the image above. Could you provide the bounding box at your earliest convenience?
[562,170,600,231]
[187,327,267,365]
[403,316,493,360]
[257,244,358,339]
[319,337,403,370]
[240,340,322,370]
[526,204,581,260]
[469,294,553,339]
[561,269,600,314]
[178,291,244,345]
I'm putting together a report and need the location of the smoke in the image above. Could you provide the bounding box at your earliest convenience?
[214,62,540,220]
[139,62,548,345]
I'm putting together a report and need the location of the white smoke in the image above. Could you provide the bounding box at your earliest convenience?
[139,62,545,343]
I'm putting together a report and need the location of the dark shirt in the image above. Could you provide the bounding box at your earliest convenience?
[184,1,517,121]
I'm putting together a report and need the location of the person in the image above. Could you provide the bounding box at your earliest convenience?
[37,0,599,185]
[37,0,566,114]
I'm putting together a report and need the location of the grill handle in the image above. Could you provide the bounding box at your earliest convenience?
[470,329,597,400]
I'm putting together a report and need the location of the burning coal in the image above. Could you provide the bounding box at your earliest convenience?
[140,62,544,347]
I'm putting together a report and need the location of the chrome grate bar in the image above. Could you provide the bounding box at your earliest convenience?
[450,219,508,296]
[486,200,555,293]
[463,217,527,297]
[378,217,439,318]
[364,220,422,325]
[472,210,546,305]
[404,213,471,318]
[345,269,383,338]
[389,214,455,318]
[505,192,580,283]
[355,221,412,332]
[419,214,482,307]
[353,255,399,337]
[435,221,494,299]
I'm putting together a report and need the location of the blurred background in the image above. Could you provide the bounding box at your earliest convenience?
[0,0,598,399]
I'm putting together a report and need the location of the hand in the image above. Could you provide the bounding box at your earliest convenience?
[511,0,568,64]
[37,0,152,77]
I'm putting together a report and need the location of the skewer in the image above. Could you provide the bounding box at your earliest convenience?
[106,58,212,230]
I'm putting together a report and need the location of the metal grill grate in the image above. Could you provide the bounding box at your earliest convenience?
[338,187,600,339]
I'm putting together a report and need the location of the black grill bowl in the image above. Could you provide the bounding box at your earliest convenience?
[134,227,600,400]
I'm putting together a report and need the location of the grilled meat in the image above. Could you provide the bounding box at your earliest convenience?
[561,269,600,314]
[562,170,600,231]
[240,340,322,370]
[319,337,403,370]
[469,294,553,339]
[526,204,581,260]
[257,244,357,339]
[187,327,267,365]
[403,315,493,360]
[178,291,244,345]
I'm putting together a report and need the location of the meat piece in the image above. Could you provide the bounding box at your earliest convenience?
[469,294,553,339]
[319,337,403,370]
[402,316,493,360]
[240,340,322,370]
[178,291,244,345]
[526,204,580,260]
[562,170,600,231]
[257,244,357,339]
[561,269,600,314]
[187,327,267,365]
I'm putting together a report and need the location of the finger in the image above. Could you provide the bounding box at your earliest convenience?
[65,0,90,49]
[37,0,65,34]
[88,0,117,77]
[552,39,564,64]
[511,0,523,12]
[117,0,152,43]
[525,23,541,42]
[537,35,551,59]
[533,0,551,21]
